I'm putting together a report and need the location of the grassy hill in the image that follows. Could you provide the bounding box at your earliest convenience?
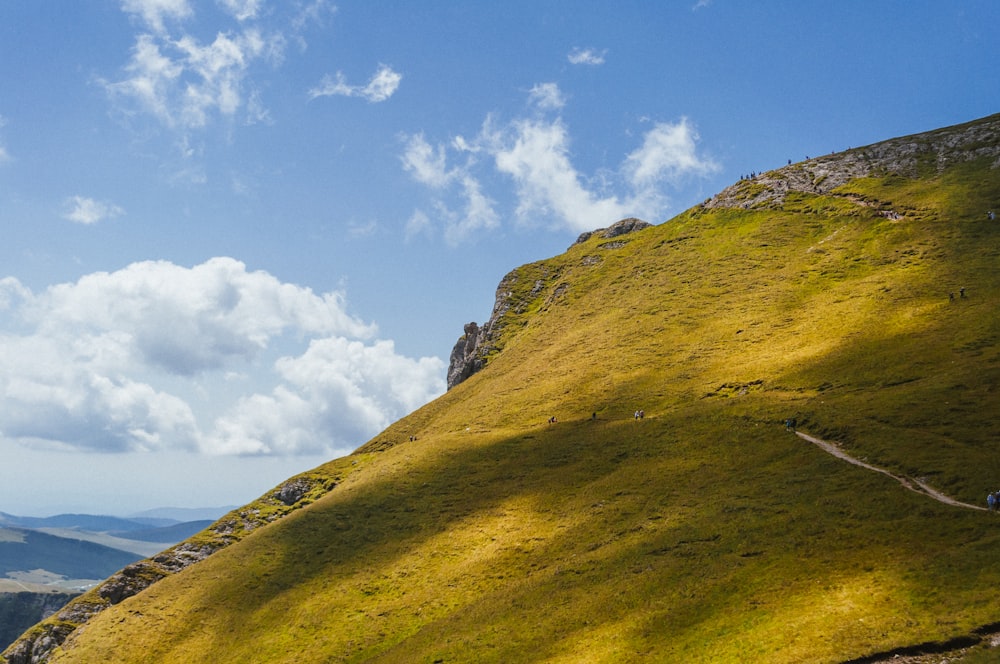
[6,114,1000,663]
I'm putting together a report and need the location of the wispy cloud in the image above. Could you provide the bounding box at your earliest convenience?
[105,28,280,130]
[308,64,402,103]
[567,47,607,66]
[0,258,445,455]
[63,196,125,225]
[218,0,264,21]
[0,114,9,163]
[528,82,566,111]
[401,133,499,246]
[401,85,719,240]
[121,0,193,35]
[692,0,713,10]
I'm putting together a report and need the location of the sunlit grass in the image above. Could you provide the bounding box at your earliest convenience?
[27,121,1000,663]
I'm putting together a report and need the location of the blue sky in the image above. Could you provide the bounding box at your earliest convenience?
[1,1,997,516]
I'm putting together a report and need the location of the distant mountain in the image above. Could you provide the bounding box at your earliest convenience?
[0,528,140,581]
[128,506,235,522]
[115,521,213,544]
[0,513,159,533]
[0,515,217,654]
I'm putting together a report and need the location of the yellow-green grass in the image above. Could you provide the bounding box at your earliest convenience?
[21,137,1000,662]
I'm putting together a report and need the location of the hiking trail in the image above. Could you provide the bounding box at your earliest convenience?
[795,430,987,511]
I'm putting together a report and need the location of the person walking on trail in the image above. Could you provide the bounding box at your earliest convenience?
[988,492,996,511]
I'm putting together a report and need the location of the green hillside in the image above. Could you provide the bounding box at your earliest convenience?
[6,114,1000,663]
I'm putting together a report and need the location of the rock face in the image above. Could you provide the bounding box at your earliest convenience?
[445,267,518,391]
[447,322,486,390]
[704,113,1000,211]
[573,217,651,246]
[447,217,652,390]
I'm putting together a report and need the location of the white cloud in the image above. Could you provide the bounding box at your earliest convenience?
[207,338,444,454]
[219,0,264,21]
[624,118,719,186]
[402,88,718,239]
[443,176,500,246]
[308,64,402,103]
[492,117,630,231]
[121,0,193,34]
[528,82,566,111]
[567,47,607,66]
[405,209,432,241]
[0,259,445,456]
[108,2,291,132]
[0,115,9,163]
[400,133,499,244]
[64,196,125,225]
[401,133,455,188]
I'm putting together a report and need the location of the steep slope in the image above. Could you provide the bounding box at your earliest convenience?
[6,113,1000,663]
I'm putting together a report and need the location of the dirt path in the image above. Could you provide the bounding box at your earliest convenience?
[795,431,987,511]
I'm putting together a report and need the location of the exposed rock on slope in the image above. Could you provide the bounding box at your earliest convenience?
[705,113,1000,210]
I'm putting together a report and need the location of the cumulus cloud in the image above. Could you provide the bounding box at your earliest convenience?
[0,259,445,456]
[401,86,719,238]
[208,338,444,454]
[308,64,402,103]
[567,47,607,66]
[64,196,125,225]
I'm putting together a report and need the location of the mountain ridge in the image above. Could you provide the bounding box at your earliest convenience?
[5,112,1000,663]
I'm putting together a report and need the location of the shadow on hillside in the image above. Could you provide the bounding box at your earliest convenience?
[175,401,1000,662]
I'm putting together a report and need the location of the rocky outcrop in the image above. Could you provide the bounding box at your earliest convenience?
[573,217,651,246]
[447,322,486,390]
[705,113,1000,210]
[446,268,519,390]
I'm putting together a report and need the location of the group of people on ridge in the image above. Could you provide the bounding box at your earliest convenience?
[988,491,1000,511]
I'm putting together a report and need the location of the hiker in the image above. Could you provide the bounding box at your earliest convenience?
[988,492,996,511]
[988,210,995,221]
[960,287,966,298]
